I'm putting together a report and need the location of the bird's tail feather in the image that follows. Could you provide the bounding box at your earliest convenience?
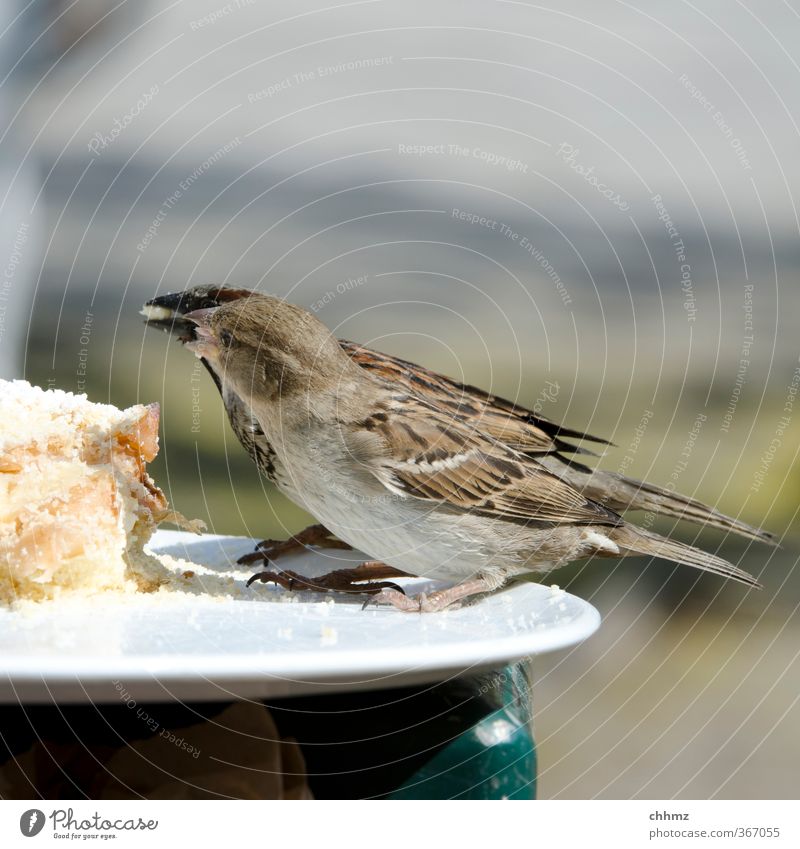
[541,458,775,546]
[608,524,762,588]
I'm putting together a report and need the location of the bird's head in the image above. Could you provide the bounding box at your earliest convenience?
[145,287,358,410]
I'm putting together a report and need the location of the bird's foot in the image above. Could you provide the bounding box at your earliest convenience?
[365,577,495,612]
[246,560,411,597]
[237,523,352,566]
[363,588,424,611]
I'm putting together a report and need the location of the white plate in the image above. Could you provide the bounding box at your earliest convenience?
[0,531,600,703]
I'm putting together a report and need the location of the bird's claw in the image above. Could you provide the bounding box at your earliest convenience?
[247,569,407,597]
[238,525,353,566]
[245,567,297,590]
[237,541,285,566]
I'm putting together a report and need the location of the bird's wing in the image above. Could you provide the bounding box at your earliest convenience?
[537,455,777,545]
[339,343,774,545]
[340,340,612,457]
[347,398,621,527]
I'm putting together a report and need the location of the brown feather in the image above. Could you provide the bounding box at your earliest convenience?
[340,340,607,456]
[348,402,621,528]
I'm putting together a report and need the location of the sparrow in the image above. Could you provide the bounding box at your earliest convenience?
[142,286,771,611]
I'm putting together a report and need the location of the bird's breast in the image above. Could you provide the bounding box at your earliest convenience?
[221,388,299,494]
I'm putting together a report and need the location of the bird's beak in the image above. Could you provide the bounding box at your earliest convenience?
[140,291,198,341]
[141,287,252,342]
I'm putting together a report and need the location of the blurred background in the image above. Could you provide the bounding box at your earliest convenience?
[2,0,798,798]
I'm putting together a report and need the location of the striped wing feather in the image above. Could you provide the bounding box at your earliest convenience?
[353,404,621,527]
[340,340,610,456]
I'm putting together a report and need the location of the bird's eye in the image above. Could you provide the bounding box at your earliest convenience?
[219,329,234,347]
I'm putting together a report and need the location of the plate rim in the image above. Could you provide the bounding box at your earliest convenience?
[0,530,602,701]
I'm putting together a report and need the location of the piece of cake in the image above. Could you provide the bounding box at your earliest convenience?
[0,380,182,604]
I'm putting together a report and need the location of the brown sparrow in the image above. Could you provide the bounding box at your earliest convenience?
[143,287,770,611]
